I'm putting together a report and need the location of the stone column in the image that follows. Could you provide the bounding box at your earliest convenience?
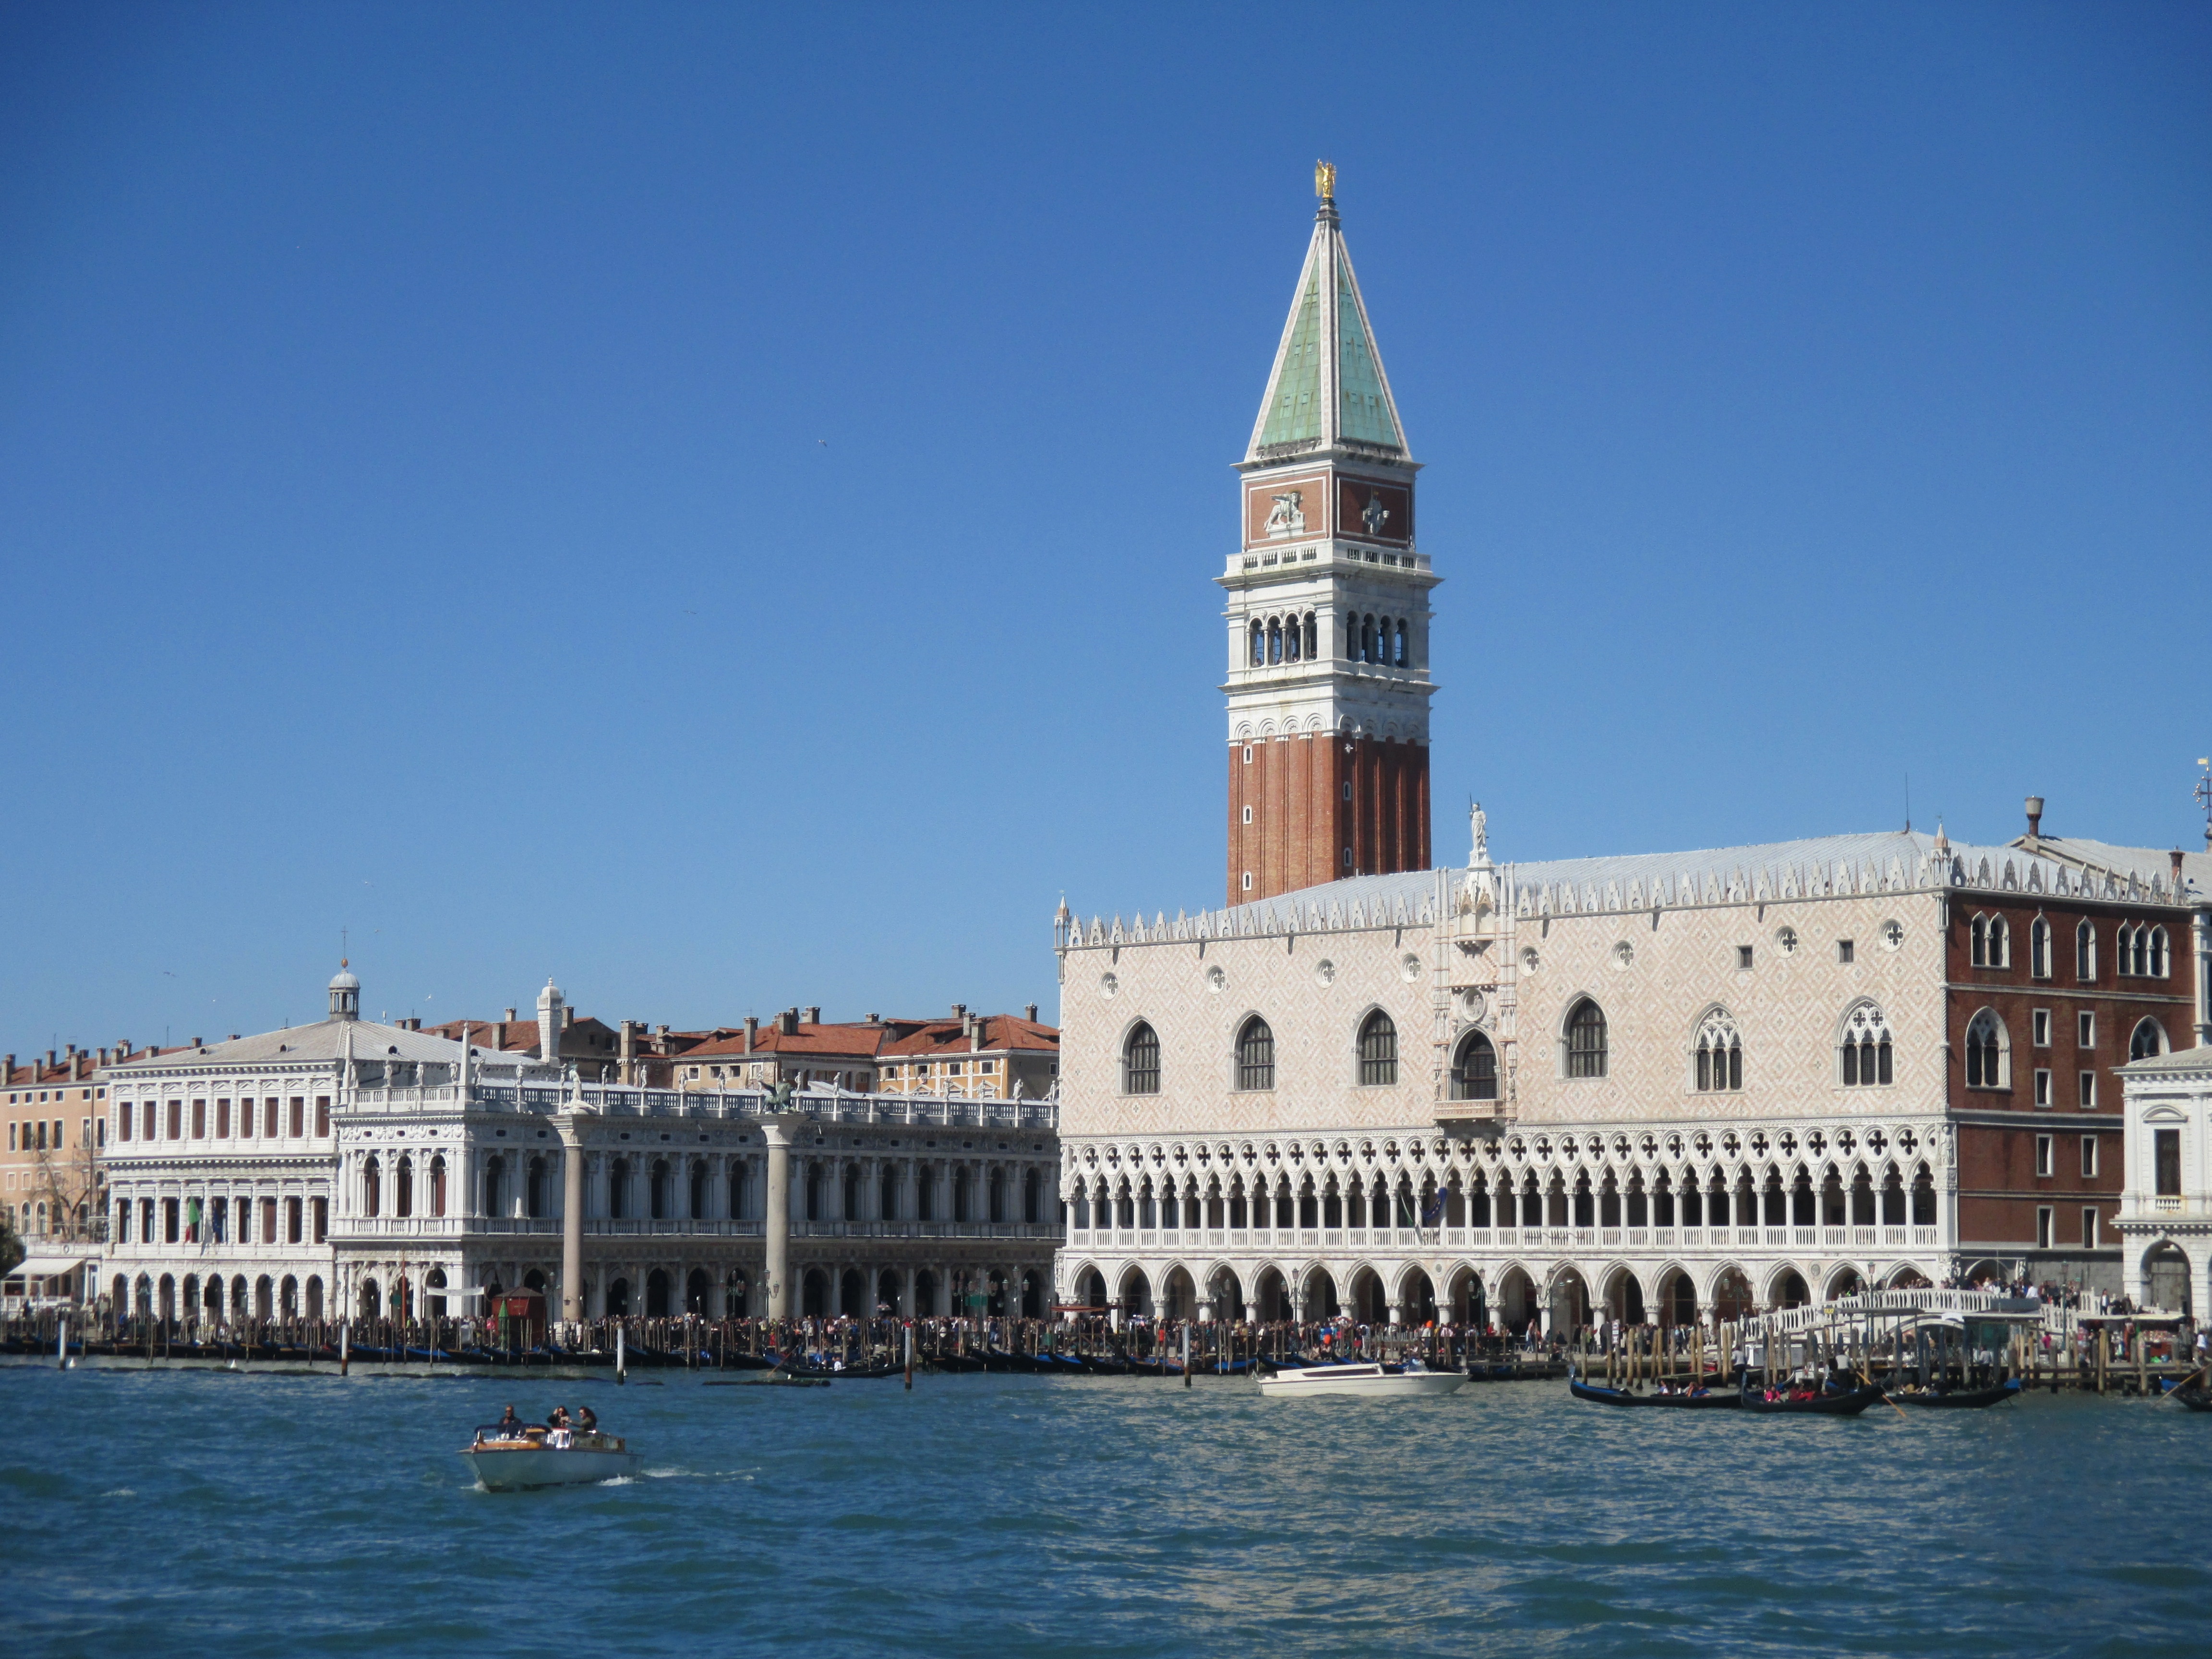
[762,1119,793,1321]
[558,1113,588,1323]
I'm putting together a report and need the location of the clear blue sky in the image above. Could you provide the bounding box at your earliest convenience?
[2,5,2206,1050]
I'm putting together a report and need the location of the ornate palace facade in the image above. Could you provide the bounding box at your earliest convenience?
[1053,172,2211,1331]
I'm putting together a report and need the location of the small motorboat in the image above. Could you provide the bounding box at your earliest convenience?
[461,1424,642,1490]
[1569,1375,1741,1409]
[1257,1359,1467,1399]
[1891,1379,2021,1409]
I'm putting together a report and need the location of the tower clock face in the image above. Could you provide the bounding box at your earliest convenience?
[1337,478,1410,545]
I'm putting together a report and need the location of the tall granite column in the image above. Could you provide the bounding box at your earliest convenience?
[559,1114,588,1324]
[762,1119,793,1321]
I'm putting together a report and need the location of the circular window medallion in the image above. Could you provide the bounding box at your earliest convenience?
[1612,941,1635,971]
[1776,926,1799,955]
[1205,965,1226,994]
[1098,973,1118,999]
[1881,920,1905,950]
[1400,952,1422,983]
[1459,988,1488,1023]
[1521,947,1540,974]
[1314,959,1336,987]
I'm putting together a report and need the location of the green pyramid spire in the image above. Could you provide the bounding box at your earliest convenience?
[1246,187,1407,461]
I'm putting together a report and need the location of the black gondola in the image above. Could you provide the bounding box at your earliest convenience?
[1739,1381,1886,1416]
[1892,1379,2021,1409]
[1569,1376,1741,1408]
[2166,1384,2212,1412]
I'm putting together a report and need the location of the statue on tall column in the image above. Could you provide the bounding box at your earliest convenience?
[1469,801,1489,866]
[766,1078,796,1114]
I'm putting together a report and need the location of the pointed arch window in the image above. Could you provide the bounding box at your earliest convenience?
[2076,920,2096,982]
[1840,1003,1893,1086]
[1121,1022,1160,1095]
[1236,1016,1275,1092]
[2149,926,2169,978]
[2130,1018,2168,1061]
[1357,1009,1397,1085]
[1971,914,2009,969]
[1564,999,1607,1079]
[1450,1030,1497,1100]
[1695,1010,1742,1092]
[2029,916,2052,979]
[1965,1009,2008,1089]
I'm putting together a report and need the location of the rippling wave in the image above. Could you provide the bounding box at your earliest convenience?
[4,1368,2203,1656]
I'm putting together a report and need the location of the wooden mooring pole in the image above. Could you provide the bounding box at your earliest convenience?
[904,1323,914,1392]
[339,1322,349,1377]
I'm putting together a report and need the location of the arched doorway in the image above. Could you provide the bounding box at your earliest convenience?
[1825,1266,1865,1302]
[646,1268,671,1318]
[1887,1265,1931,1290]
[1449,1268,1486,1327]
[686,1267,712,1315]
[2144,1243,2193,1315]
[1210,1268,1244,1319]
[1301,1268,1338,1321]
[1548,1268,1590,1335]
[1494,1266,1536,1333]
[1250,1266,1290,1322]
[1606,1269,1645,1325]
[1020,1270,1044,1319]
[1160,1266,1195,1321]
[877,1269,902,1315]
[1076,1267,1106,1311]
[605,1276,630,1316]
[842,1267,867,1316]
[802,1268,830,1316]
[1117,1266,1152,1318]
[1349,1267,1387,1326]
[1401,1267,1438,1325]
[358,1276,379,1320]
[986,1270,1008,1317]
[423,1267,447,1318]
[914,1268,938,1316]
[1661,1269,1696,1327]
[1710,1267,1754,1322]
[1772,1268,1810,1309]
[725,1270,749,1316]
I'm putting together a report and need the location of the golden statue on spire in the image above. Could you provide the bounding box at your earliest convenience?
[1315,159,1336,201]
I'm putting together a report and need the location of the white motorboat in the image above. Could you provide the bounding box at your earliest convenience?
[461,1425,642,1491]
[1256,1360,1467,1399]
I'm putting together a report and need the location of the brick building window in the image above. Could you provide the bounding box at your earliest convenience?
[2130,1018,2168,1061]
[2033,1069,2051,1107]
[2030,916,2052,978]
[2081,1207,2098,1247]
[1971,914,2009,969]
[2036,1206,2054,1249]
[2032,1010,2051,1046]
[2080,1136,2098,1178]
[2155,1128,2180,1196]
[1965,1010,2008,1089]
[1121,1023,1160,1095]
[2034,1134,2053,1177]
[2075,920,2096,982]
[1358,1010,1398,1086]
[2079,1071,2096,1108]
[2079,1011,2095,1046]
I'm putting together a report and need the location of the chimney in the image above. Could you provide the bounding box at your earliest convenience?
[47,1049,57,1071]
[950,1003,966,1022]
[71,1053,82,1081]
[744,1016,758,1054]
[2025,794,2044,842]
[492,1021,507,1052]
[504,1007,517,1022]
[561,1006,572,1031]
[1024,1003,1038,1023]
[620,1020,637,1083]
[805,1006,820,1026]
[2172,849,2185,889]
[970,1017,986,1054]
[778,1009,799,1037]
[3,1055,12,1082]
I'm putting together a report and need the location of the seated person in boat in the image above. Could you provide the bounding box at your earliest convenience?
[547,1406,570,1431]
[577,1405,598,1433]
[496,1404,521,1436]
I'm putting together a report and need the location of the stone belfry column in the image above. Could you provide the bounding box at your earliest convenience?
[559,1113,589,1323]
[762,1119,794,1320]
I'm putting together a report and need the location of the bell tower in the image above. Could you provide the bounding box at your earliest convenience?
[1221,164,1439,903]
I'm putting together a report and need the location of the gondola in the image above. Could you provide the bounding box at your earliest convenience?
[2166,1384,2212,1413]
[1891,1379,2021,1409]
[1569,1376,1741,1408]
[1738,1381,1887,1416]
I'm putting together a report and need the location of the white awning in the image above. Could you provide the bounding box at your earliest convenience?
[6,1255,92,1279]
